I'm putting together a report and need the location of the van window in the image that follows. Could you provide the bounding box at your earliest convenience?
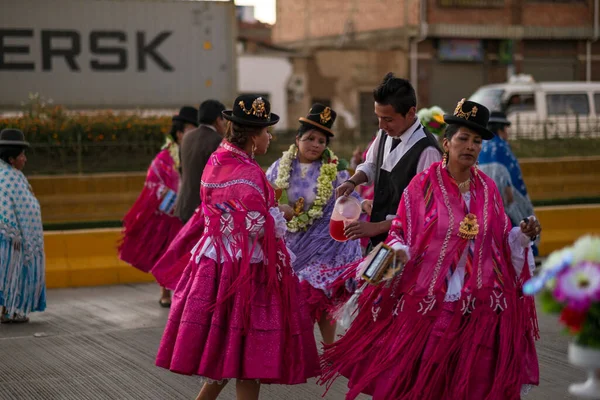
[546,93,589,115]
[469,88,504,112]
[505,93,536,115]
[595,93,600,115]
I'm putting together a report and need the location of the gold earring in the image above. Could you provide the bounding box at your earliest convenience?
[251,144,256,159]
[442,152,448,168]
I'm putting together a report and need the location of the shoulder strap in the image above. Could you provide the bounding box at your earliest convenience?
[374,130,387,185]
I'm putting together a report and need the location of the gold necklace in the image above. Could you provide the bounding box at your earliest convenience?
[457,179,470,190]
[447,167,471,190]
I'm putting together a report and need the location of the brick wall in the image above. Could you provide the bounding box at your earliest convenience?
[429,0,592,27]
[522,2,592,27]
[274,0,592,44]
[428,0,513,25]
[274,0,419,44]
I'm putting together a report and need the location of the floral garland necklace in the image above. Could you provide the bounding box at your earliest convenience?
[162,135,180,171]
[275,144,339,232]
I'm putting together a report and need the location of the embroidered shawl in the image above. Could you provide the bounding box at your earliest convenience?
[320,162,539,399]
[0,160,46,316]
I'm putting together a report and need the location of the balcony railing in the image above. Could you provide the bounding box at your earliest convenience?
[438,0,505,7]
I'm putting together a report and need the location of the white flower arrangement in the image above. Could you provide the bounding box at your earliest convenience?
[275,144,339,232]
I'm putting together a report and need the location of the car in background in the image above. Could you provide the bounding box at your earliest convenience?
[469,75,600,139]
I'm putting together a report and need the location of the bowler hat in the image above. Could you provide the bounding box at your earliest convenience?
[222,95,279,127]
[444,99,494,140]
[172,106,199,127]
[488,111,511,127]
[0,129,30,147]
[299,103,336,137]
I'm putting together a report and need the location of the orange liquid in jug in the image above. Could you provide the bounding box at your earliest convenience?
[329,219,348,242]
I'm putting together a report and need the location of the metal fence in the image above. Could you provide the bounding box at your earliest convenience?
[22,123,600,176]
[510,115,600,140]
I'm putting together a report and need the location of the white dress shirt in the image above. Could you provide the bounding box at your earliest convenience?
[356,119,441,185]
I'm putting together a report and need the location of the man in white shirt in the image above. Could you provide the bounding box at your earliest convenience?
[337,73,442,247]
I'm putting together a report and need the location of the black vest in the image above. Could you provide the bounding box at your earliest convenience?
[370,127,441,246]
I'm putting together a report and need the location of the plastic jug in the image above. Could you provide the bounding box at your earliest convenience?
[329,196,362,242]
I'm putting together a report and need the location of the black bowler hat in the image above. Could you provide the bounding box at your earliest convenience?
[222,94,279,127]
[172,106,199,127]
[298,103,337,137]
[0,129,30,147]
[444,99,494,140]
[488,111,511,127]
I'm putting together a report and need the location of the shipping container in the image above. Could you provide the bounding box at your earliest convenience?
[0,0,237,110]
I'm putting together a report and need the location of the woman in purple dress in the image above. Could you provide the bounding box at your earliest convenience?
[266,104,363,344]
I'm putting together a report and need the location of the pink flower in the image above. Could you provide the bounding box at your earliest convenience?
[554,262,600,311]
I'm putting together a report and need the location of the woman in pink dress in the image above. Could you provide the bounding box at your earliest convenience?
[119,106,198,307]
[320,99,541,400]
[155,95,320,400]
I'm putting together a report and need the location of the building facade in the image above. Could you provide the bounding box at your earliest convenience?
[237,7,294,128]
[274,0,598,137]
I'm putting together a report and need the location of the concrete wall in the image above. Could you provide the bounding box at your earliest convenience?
[238,55,293,128]
[45,228,155,289]
[42,204,600,288]
[29,156,600,224]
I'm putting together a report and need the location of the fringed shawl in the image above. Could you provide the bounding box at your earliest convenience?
[0,160,45,316]
[118,147,182,272]
[320,162,539,400]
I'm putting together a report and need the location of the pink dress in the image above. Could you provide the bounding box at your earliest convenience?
[119,147,183,273]
[155,142,321,384]
[320,162,539,400]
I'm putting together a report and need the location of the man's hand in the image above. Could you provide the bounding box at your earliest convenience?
[336,181,356,198]
[344,221,382,240]
[278,204,294,221]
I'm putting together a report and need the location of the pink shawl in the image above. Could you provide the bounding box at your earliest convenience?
[321,162,539,399]
[152,143,295,323]
[119,148,182,272]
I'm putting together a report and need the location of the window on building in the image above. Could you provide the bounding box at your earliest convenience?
[546,93,590,116]
[438,0,504,7]
[594,93,600,115]
[469,88,505,111]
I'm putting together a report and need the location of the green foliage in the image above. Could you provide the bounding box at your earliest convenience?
[575,304,600,348]
[539,290,564,314]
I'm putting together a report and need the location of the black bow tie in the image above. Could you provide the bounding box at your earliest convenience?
[390,137,402,152]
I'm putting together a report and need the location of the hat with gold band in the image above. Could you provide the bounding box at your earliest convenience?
[298,103,337,137]
[443,98,494,140]
[222,94,279,127]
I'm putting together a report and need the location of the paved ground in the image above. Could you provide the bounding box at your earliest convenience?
[0,283,583,400]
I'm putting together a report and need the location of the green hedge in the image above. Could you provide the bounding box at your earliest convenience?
[3,105,600,175]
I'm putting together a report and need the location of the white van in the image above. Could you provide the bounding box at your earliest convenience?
[469,75,600,139]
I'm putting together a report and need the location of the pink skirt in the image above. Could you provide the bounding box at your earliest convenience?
[156,255,321,384]
[301,281,334,323]
[321,296,531,400]
[368,302,497,399]
[119,210,182,273]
